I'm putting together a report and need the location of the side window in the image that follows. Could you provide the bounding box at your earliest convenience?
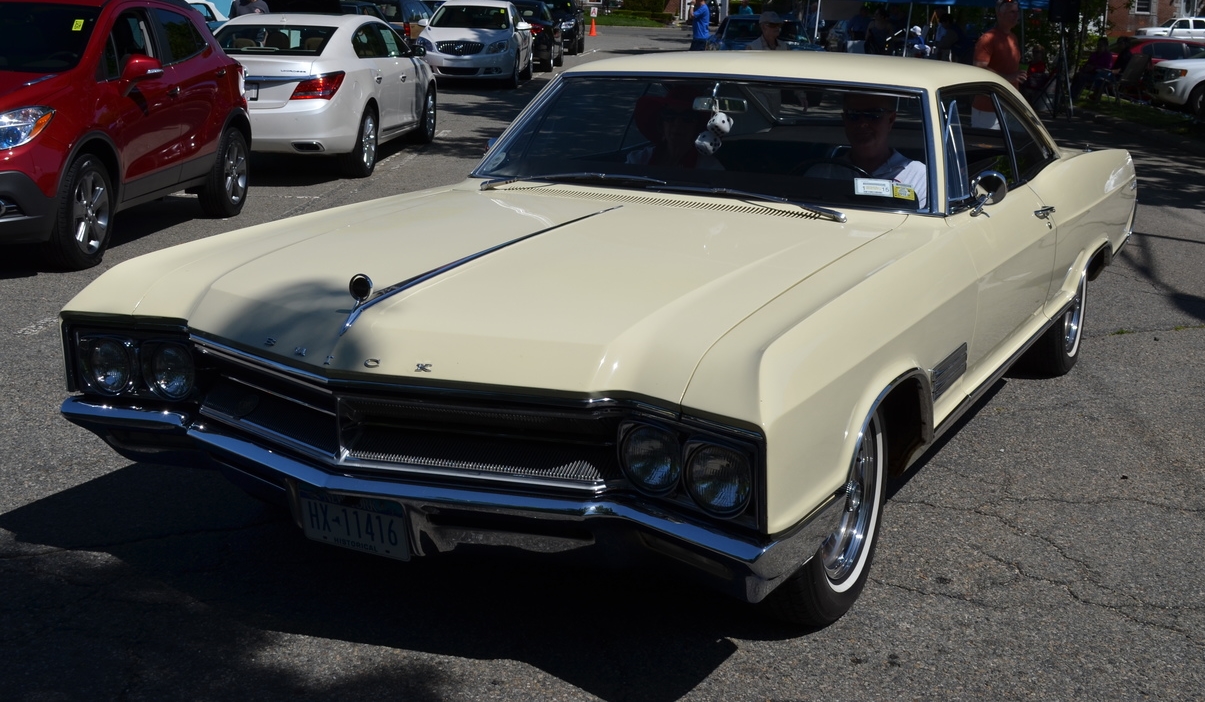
[153,9,208,64]
[940,88,1009,202]
[352,24,388,57]
[998,100,1056,182]
[1196,20,1205,29]
[102,10,155,79]
[1151,42,1181,59]
[380,25,407,56]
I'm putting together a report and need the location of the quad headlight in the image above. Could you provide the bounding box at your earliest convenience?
[82,337,135,395]
[75,333,195,399]
[143,342,195,400]
[620,424,681,494]
[685,444,752,517]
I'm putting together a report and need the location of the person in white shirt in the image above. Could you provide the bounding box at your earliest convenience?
[800,93,928,209]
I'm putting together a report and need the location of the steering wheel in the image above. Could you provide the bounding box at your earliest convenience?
[790,158,872,178]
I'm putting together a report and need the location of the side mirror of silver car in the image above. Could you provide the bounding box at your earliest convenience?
[969,170,1007,217]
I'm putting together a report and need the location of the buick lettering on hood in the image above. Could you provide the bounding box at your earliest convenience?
[60,52,1136,625]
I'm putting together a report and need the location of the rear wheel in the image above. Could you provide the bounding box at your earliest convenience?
[553,42,564,67]
[567,31,578,55]
[409,86,437,144]
[338,106,378,178]
[1019,268,1086,377]
[765,408,886,626]
[197,126,249,218]
[43,154,113,270]
[577,30,585,54]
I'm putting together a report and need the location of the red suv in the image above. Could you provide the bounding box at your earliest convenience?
[0,0,251,269]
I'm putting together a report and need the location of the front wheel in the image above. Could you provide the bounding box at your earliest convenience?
[43,154,113,270]
[765,408,886,626]
[504,52,520,89]
[197,126,249,218]
[553,43,564,67]
[519,48,533,80]
[338,107,378,178]
[1019,268,1086,376]
[1187,83,1205,118]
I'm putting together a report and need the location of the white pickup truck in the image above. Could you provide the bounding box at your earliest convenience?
[1136,17,1205,39]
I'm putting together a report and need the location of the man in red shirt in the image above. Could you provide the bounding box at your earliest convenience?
[972,0,1022,128]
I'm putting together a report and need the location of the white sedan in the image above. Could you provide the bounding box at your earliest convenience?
[216,14,438,177]
[415,0,534,88]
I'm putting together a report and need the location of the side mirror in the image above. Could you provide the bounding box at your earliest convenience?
[969,170,1008,217]
[516,21,532,31]
[412,43,426,57]
[119,55,164,97]
[418,18,428,26]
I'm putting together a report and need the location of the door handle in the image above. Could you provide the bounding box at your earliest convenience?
[1034,206,1056,219]
[375,75,383,83]
[400,74,407,82]
[167,86,180,97]
[216,68,227,77]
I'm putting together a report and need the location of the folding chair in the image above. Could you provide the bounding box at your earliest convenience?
[1104,53,1150,103]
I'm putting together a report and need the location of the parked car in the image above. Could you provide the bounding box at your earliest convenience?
[370,0,434,39]
[1135,17,1205,40]
[1151,49,1205,114]
[415,0,534,87]
[1112,36,1205,67]
[420,0,445,12]
[707,16,822,51]
[0,0,250,270]
[341,0,388,19]
[544,0,585,55]
[513,0,562,71]
[59,52,1135,626]
[215,14,437,177]
[189,0,229,31]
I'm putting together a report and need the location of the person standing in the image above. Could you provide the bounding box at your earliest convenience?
[737,0,754,15]
[746,11,788,50]
[972,0,1023,127]
[229,0,269,16]
[689,0,710,51]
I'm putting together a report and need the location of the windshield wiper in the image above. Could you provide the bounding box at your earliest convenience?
[653,185,848,223]
[479,172,668,191]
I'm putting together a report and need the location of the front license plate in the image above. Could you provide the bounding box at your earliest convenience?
[300,490,410,561]
[246,82,258,100]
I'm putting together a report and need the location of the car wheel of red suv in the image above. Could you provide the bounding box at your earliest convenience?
[198,127,250,218]
[44,154,114,271]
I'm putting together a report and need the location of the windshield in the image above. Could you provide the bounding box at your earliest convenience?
[0,3,100,73]
[431,5,511,29]
[515,3,552,23]
[723,18,805,43]
[476,76,930,212]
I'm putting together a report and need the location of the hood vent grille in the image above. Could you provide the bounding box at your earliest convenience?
[505,186,823,220]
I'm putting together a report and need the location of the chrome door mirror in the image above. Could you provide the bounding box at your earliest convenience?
[969,170,1008,217]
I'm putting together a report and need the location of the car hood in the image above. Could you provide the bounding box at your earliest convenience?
[64,183,906,402]
[0,71,69,108]
[1154,56,1205,70]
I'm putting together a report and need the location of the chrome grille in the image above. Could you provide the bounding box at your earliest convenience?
[196,345,625,490]
[437,41,483,55]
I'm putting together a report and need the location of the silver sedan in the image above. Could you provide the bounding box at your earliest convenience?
[216,13,438,177]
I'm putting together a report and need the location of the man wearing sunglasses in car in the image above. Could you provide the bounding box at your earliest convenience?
[801,93,927,209]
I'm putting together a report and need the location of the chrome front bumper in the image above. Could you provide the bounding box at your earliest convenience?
[62,396,843,603]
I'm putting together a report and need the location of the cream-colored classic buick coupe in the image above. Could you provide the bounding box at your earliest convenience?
[60,52,1136,625]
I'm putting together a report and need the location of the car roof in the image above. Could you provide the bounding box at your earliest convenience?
[439,0,516,8]
[222,11,381,27]
[562,51,1013,92]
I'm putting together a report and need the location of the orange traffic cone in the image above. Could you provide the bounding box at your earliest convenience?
[589,17,597,36]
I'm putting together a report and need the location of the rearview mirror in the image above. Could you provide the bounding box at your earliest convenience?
[693,96,748,114]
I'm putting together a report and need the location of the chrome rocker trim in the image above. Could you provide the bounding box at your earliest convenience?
[61,396,843,604]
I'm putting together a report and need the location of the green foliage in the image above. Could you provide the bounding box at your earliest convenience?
[621,0,665,12]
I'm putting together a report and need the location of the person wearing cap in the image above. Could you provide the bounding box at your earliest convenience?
[746,11,789,50]
[972,0,1023,126]
[907,25,930,57]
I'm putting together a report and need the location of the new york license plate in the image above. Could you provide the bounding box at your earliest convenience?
[299,490,410,561]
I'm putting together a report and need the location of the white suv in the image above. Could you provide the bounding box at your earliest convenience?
[1152,52,1205,115]
[1137,17,1205,40]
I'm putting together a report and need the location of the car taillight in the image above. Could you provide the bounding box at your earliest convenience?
[403,21,412,36]
[530,24,544,35]
[290,72,345,100]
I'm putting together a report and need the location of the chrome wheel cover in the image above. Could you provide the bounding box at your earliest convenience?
[1063,272,1086,356]
[70,169,110,255]
[424,93,436,136]
[222,136,248,207]
[819,413,882,586]
[360,112,377,168]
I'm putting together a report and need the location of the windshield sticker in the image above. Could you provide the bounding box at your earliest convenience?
[892,184,917,201]
[73,19,85,31]
[854,179,894,197]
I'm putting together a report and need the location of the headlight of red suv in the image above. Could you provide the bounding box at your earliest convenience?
[0,107,54,149]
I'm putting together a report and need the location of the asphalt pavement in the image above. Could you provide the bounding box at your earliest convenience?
[1,28,1202,700]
